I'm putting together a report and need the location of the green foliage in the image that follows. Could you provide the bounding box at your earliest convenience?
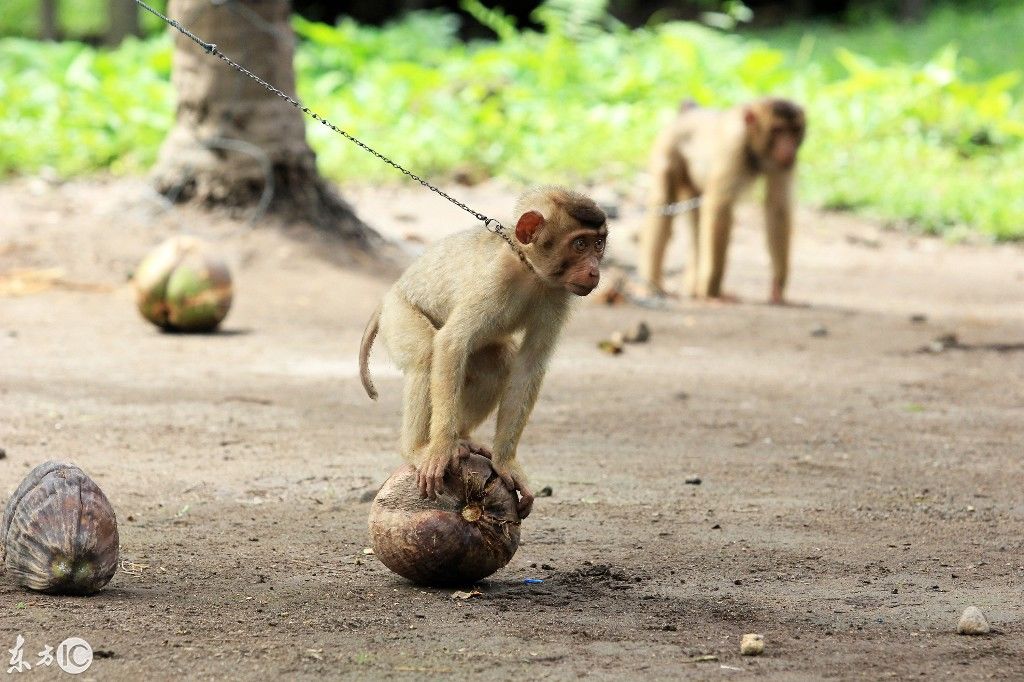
[0,37,173,175]
[1,2,1022,239]
[0,0,169,39]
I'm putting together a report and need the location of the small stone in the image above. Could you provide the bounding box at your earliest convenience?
[909,313,928,324]
[925,333,959,354]
[537,486,553,498]
[451,589,482,600]
[0,447,6,460]
[623,321,651,344]
[810,324,828,338]
[740,633,764,656]
[957,606,990,635]
[684,476,702,485]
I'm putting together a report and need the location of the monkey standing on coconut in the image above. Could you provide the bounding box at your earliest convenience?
[360,187,608,519]
[638,97,806,304]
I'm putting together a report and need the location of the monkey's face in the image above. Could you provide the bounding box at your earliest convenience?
[767,123,805,169]
[745,100,806,171]
[556,230,606,296]
[515,202,608,296]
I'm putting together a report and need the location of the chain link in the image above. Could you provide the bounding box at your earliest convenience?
[658,196,703,216]
[134,0,537,272]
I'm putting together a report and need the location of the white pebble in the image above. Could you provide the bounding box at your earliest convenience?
[957,606,990,635]
[740,633,764,656]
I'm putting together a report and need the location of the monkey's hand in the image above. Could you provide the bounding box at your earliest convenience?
[416,447,456,500]
[492,463,534,519]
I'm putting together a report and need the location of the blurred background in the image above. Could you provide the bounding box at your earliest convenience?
[1,0,1021,240]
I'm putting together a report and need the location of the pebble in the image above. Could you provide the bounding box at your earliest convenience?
[926,333,959,353]
[810,324,828,337]
[740,633,764,656]
[623,321,651,343]
[684,476,702,485]
[537,486,553,498]
[597,338,624,355]
[957,606,991,635]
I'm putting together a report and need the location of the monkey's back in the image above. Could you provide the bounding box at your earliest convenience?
[392,229,508,328]
[665,106,747,192]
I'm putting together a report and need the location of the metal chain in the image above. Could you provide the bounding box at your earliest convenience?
[133,0,536,273]
[658,196,702,216]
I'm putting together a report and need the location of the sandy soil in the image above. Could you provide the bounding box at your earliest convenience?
[1,176,1022,680]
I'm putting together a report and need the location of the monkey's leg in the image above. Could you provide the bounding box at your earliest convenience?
[695,198,735,299]
[378,292,436,462]
[457,342,515,459]
[637,166,678,294]
[765,172,793,304]
[682,198,701,297]
[400,371,431,460]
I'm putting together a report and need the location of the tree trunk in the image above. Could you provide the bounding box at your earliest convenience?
[899,0,926,23]
[106,0,141,45]
[40,0,59,40]
[152,0,375,246]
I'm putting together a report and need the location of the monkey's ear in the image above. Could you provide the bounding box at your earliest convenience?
[743,107,758,129]
[515,210,545,244]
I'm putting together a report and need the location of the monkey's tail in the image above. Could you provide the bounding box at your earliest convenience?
[359,304,381,401]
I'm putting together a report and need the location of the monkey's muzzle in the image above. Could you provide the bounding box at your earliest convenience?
[568,282,598,296]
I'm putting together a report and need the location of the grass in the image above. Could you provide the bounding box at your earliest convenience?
[0,1,1021,239]
[753,2,1024,91]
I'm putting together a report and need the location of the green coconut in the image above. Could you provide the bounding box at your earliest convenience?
[134,236,233,332]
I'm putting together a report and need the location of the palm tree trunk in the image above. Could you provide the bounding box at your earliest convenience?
[151,0,374,245]
[107,0,141,45]
[40,0,59,40]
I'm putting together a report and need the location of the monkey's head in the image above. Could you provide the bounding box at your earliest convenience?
[744,98,806,171]
[513,187,608,297]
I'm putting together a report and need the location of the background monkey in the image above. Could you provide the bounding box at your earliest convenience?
[359,187,608,518]
[638,97,806,304]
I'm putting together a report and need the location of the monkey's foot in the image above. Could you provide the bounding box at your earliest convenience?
[634,281,677,301]
[697,292,741,305]
[492,466,535,519]
[415,450,455,500]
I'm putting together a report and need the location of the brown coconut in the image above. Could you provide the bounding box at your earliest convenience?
[368,454,520,587]
[2,461,119,594]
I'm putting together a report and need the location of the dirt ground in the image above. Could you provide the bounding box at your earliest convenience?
[1,176,1022,680]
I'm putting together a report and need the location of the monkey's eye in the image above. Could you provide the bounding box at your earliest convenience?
[572,237,587,252]
[594,238,605,253]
